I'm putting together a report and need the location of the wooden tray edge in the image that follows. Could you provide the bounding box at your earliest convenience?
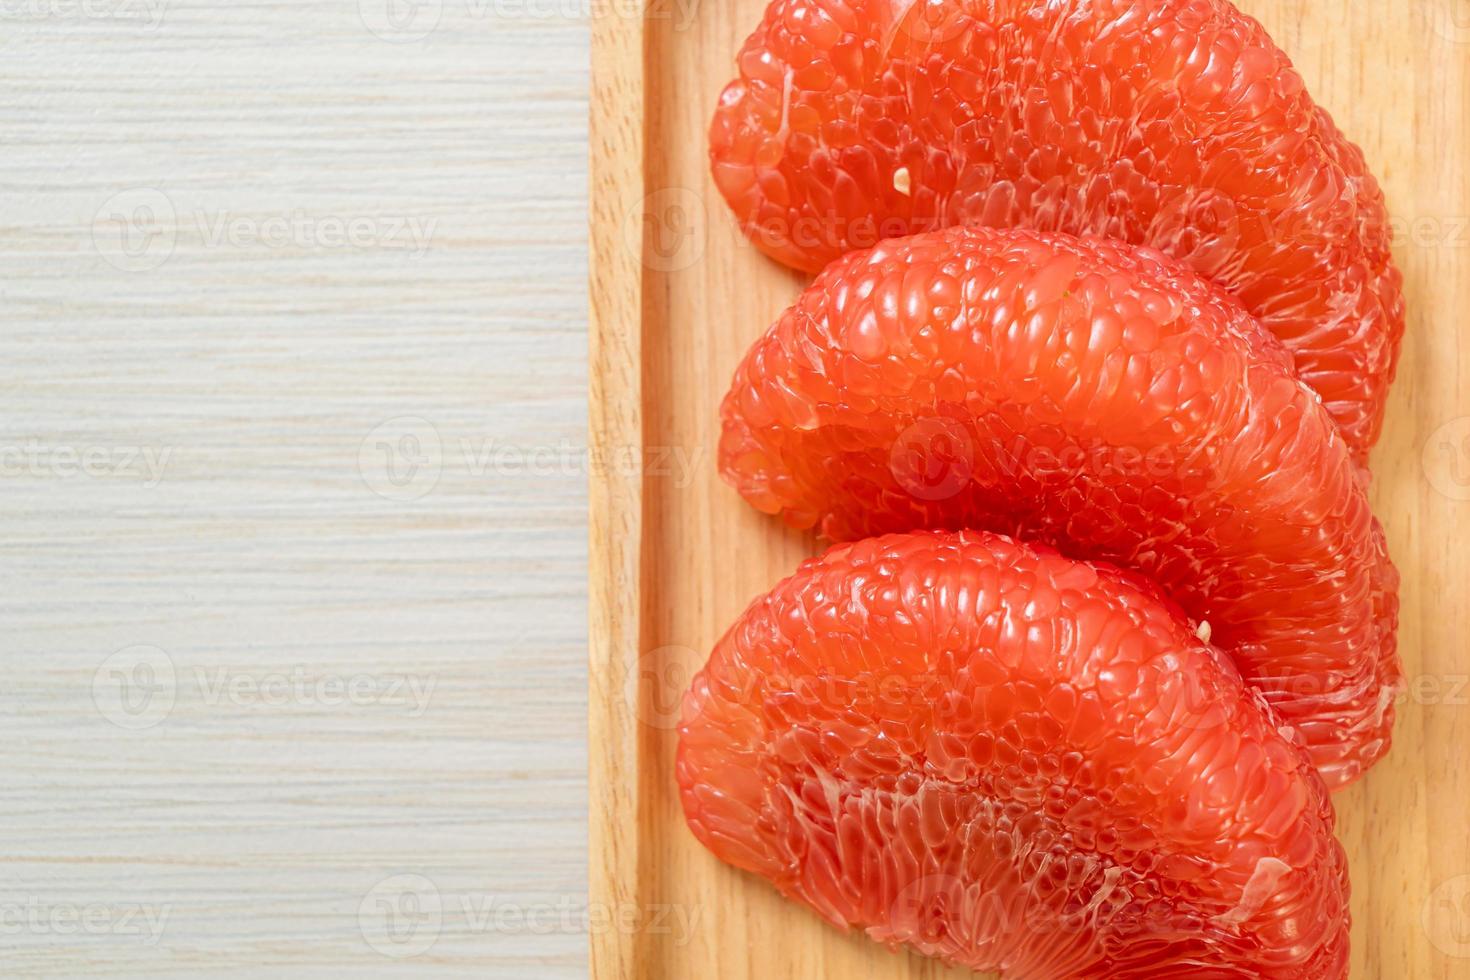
[589,4,647,978]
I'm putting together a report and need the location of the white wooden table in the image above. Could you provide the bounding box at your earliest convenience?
[0,4,588,975]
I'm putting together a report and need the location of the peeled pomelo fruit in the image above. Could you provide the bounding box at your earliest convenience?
[679,530,1350,978]
[719,226,1399,789]
[709,0,1403,457]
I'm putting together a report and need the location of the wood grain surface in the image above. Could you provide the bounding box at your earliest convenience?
[2,4,589,976]
[589,1,1470,977]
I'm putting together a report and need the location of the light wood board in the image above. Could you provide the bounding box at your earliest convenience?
[589,1,1470,977]
[2,5,588,976]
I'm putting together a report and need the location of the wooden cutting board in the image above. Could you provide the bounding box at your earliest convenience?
[590,2,1470,977]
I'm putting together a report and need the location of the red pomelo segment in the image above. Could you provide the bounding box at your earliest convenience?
[709,0,1403,456]
[679,530,1350,978]
[719,227,1399,789]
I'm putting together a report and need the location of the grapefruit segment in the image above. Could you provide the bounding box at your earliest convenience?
[678,530,1350,978]
[709,0,1404,456]
[718,227,1399,789]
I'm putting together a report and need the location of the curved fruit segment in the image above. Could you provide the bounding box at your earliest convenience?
[679,531,1350,979]
[710,0,1403,456]
[719,227,1399,789]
